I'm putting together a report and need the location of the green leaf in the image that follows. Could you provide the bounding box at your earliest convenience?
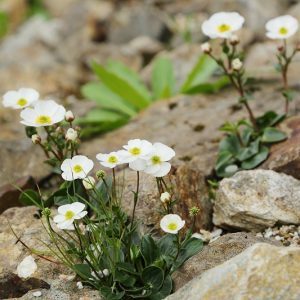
[76,109,127,125]
[149,275,173,300]
[151,57,175,100]
[73,264,91,279]
[181,55,219,93]
[215,150,234,170]
[241,146,269,169]
[81,82,136,117]
[158,234,177,257]
[107,60,152,101]
[142,266,164,290]
[115,271,136,287]
[182,76,229,94]
[219,134,242,155]
[261,127,287,143]
[236,138,260,161]
[256,111,285,129]
[100,287,125,300]
[19,189,41,207]
[141,235,160,266]
[92,62,151,110]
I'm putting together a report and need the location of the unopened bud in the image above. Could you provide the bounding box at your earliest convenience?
[160,192,171,203]
[31,134,41,144]
[232,58,243,71]
[82,176,96,190]
[189,206,200,217]
[96,170,106,180]
[42,207,51,217]
[65,110,75,122]
[65,128,78,141]
[200,42,211,54]
[229,34,240,46]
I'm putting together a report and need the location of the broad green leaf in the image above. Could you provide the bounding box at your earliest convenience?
[241,146,269,169]
[92,62,151,109]
[100,287,125,300]
[180,55,219,93]
[141,235,160,265]
[219,134,242,155]
[151,57,175,100]
[215,150,234,170]
[81,82,136,117]
[19,189,41,207]
[76,109,126,124]
[256,111,285,129]
[158,234,177,257]
[261,127,287,143]
[107,60,152,101]
[236,138,260,161]
[73,264,91,279]
[182,76,229,94]
[142,266,164,290]
[149,275,173,300]
[115,271,136,287]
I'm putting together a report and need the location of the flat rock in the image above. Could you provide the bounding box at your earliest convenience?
[261,116,300,180]
[214,170,300,231]
[167,243,300,300]
[172,232,280,290]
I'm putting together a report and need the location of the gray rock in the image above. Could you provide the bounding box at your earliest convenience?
[214,170,300,231]
[167,243,300,300]
[172,232,280,290]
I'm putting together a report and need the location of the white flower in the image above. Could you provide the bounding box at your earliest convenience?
[82,176,96,190]
[160,192,171,203]
[232,58,243,71]
[202,12,245,39]
[160,214,185,234]
[53,202,87,230]
[119,139,153,171]
[20,100,66,127]
[17,255,37,278]
[266,15,299,39]
[96,151,122,168]
[3,88,39,109]
[65,110,75,122]
[200,42,211,53]
[65,128,78,141]
[61,155,94,181]
[143,143,175,177]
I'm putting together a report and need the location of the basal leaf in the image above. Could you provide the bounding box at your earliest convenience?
[261,127,287,143]
[241,146,269,169]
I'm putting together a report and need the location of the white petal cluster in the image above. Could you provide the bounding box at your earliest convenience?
[61,155,94,181]
[202,12,245,39]
[20,100,66,127]
[65,128,78,141]
[96,139,175,177]
[160,214,185,234]
[265,15,299,39]
[53,202,87,230]
[160,192,171,203]
[17,255,37,278]
[3,88,39,109]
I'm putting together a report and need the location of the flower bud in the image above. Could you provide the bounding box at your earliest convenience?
[31,134,41,144]
[189,206,200,217]
[82,176,96,190]
[96,170,106,180]
[232,58,243,71]
[65,128,78,141]
[160,192,171,203]
[65,110,75,122]
[229,34,239,45]
[42,207,51,217]
[200,42,211,54]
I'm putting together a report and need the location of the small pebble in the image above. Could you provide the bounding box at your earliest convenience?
[77,281,83,290]
[32,291,42,297]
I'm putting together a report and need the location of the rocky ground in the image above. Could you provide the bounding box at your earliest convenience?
[2,0,300,299]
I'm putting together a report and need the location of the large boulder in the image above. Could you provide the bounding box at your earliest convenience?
[214,170,300,231]
[167,243,300,300]
[172,232,280,290]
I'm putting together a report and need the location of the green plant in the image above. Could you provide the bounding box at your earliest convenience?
[79,56,228,137]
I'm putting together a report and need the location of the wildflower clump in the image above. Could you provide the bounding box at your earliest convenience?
[200,12,294,178]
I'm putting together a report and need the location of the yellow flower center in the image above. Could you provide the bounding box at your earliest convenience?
[217,23,231,33]
[279,27,288,35]
[108,156,118,163]
[129,147,141,156]
[17,98,28,107]
[73,164,83,173]
[35,115,52,125]
[151,155,161,165]
[65,210,75,220]
[167,222,178,231]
